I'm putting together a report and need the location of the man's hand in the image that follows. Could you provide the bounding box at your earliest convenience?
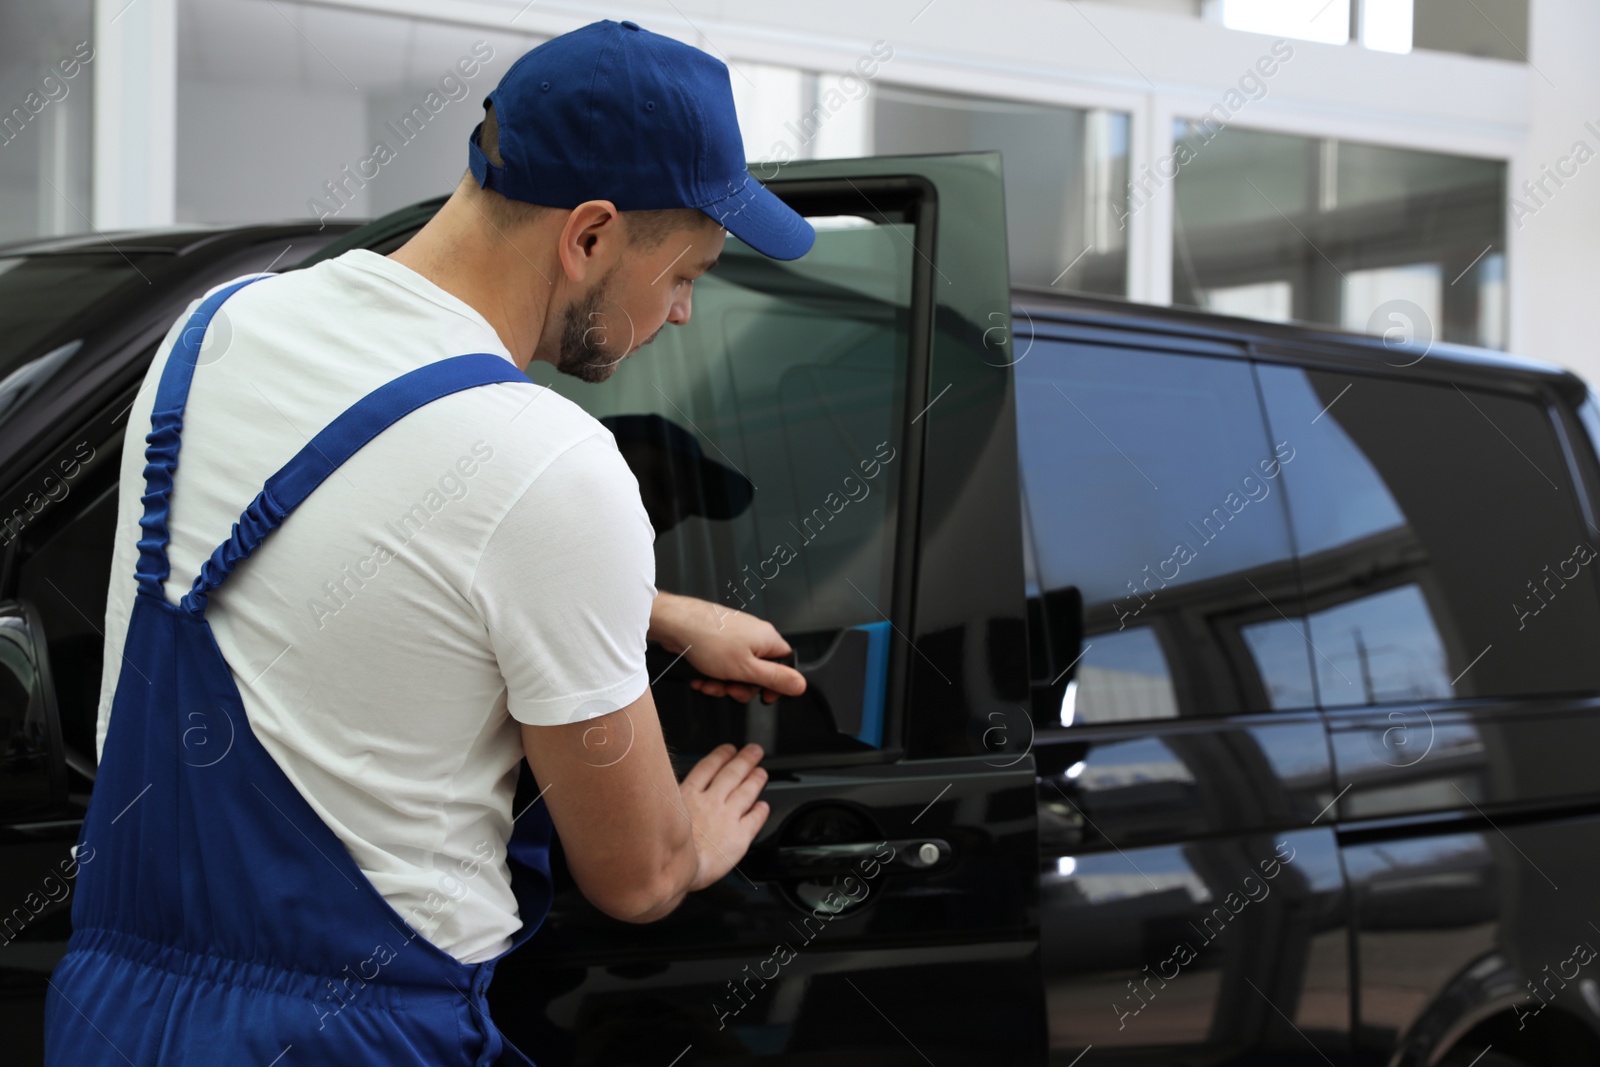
[648,592,807,704]
[679,743,770,890]
[524,706,770,923]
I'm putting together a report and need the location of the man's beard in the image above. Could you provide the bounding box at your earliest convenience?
[556,266,626,384]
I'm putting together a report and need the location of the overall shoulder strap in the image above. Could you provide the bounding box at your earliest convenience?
[180,353,533,614]
[135,276,270,601]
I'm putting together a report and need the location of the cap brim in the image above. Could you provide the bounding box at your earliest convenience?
[702,177,815,261]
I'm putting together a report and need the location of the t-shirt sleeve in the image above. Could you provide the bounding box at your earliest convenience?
[469,430,657,727]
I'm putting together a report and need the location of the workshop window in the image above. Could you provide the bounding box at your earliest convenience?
[1171,126,1507,350]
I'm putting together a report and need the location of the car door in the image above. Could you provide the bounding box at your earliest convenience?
[1253,353,1600,1065]
[471,153,1046,1066]
[1014,321,1352,1065]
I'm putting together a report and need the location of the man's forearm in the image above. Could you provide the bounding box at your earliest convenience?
[646,589,701,653]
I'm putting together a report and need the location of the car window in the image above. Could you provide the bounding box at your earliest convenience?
[526,213,915,758]
[0,254,155,374]
[1016,340,1313,725]
[1256,364,1600,706]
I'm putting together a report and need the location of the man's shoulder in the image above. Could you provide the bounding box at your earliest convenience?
[441,382,620,476]
[213,250,409,315]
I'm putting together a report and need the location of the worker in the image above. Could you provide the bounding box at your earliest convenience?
[45,19,811,1066]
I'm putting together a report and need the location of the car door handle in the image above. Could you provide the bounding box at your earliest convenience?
[770,838,950,877]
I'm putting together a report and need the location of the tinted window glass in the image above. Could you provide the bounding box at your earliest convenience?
[0,254,154,368]
[1257,365,1600,705]
[1016,341,1313,724]
[528,215,913,757]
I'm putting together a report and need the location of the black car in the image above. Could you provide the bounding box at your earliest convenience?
[5,153,1600,1067]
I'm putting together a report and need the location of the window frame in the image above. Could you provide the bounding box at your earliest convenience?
[714,176,940,769]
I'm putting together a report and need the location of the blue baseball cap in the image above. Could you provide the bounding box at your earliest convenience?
[468,19,815,261]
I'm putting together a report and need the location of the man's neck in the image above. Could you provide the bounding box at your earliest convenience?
[386,193,557,371]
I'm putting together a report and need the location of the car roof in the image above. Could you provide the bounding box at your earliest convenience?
[0,229,220,255]
[0,221,361,258]
[1012,283,1581,398]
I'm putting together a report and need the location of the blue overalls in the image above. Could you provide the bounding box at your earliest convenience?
[45,276,554,1066]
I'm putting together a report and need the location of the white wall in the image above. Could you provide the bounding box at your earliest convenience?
[362,84,494,216]
[0,3,96,244]
[169,0,536,227]
[176,80,368,224]
[1516,0,1600,384]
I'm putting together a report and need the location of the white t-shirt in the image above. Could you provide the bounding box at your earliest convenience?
[96,249,657,963]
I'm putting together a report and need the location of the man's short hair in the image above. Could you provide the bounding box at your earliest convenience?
[470,103,711,249]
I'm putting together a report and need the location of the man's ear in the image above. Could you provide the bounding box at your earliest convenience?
[557,200,622,283]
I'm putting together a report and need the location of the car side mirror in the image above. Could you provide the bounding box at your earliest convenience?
[0,599,69,813]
